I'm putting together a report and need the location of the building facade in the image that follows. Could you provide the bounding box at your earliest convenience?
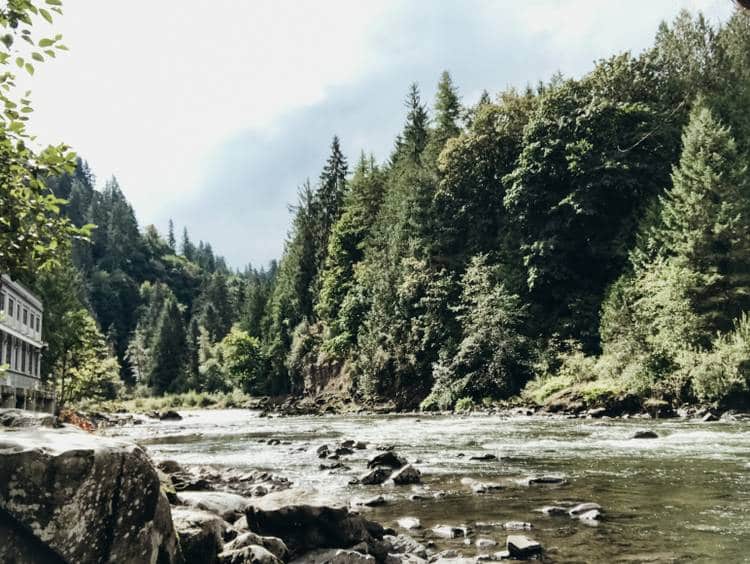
[0,275,44,389]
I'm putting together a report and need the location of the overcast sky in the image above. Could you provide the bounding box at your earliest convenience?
[27,0,733,269]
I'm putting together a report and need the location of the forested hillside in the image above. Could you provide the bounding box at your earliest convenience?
[19,9,750,411]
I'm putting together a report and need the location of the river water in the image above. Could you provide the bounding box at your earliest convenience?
[103,410,750,563]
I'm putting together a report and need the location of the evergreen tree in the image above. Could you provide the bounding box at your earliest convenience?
[433,71,461,146]
[167,219,176,252]
[181,227,196,261]
[402,83,430,164]
[149,297,186,395]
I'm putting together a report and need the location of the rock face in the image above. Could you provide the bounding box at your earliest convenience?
[245,504,388,561]
[0,425,181,564]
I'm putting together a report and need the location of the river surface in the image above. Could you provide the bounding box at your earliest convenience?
[103,410,750,563]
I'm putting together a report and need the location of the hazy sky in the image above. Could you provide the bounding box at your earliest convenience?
[27,1,733,269]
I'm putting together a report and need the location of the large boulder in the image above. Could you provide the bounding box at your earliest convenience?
[180,491,253,522]
[0,425,181,564]
[245,504,389,561]
[172,507,230,564]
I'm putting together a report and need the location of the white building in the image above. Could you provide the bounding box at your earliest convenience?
[0,274,44,389]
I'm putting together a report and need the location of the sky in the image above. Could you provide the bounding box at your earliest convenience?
[25,0,734,269]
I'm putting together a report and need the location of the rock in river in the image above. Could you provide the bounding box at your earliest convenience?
[244,503,389,561]
[0,423,181,564]
[468,453,497,461]
[361,466,393,485]
[569,502,602,518]
[391,464,422,485]
[368,451,407,469]
[397,517,421,530]
[506,535,542,559]
[633,430,659,439]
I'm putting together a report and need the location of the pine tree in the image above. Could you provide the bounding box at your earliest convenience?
[149,297,186,395]
[645,103,750,337]
[167,219,176,252]
[181,227,196,261]
[200,271,233,341]
[433,71,461,145]
[402,83,430,164]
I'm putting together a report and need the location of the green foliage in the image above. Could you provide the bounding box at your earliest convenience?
[148,296,186,395]
[453,397,474,412]
[0,1,90,276]
[422,255,530,410]
[220,326,263,393]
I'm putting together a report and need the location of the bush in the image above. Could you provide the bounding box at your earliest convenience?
[454,397,475,412]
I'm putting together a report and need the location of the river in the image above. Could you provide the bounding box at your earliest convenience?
[102,409,750,563]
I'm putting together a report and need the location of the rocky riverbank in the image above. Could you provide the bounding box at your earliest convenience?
[5,408,542,563]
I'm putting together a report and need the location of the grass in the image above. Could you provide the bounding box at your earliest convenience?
[76,389,257,414]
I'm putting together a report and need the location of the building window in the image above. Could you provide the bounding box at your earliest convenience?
[36,316,40,332]
[5,337,11,369]
[0,293,4,312]
[8,298,14,320]
[21,342,26,372]
[0,331,4,365]
[16,302,20,321]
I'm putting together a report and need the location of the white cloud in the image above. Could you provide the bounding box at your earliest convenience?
[21,0,736,267]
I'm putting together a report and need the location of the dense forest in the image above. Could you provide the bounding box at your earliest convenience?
[6,8,750,411]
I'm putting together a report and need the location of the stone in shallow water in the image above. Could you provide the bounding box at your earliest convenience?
[569,502,602,518]
[397,517,421,530]
[540,505,569,516]
[360,466,393,485]
[579,509,602,526]
[475,538,498,549]
[353,495,387,507]
[469,453,498,461]
[392,464,422,485]
[368,451,407,469]
[632,430,659,439]
[504,521,532,530]
[432,525,469,539]
[525,476,566,485]
[506,535,542,559]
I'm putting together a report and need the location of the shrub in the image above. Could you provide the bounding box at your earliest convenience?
[454,396,475,412]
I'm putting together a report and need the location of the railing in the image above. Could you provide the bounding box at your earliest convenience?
[2,369,42,389]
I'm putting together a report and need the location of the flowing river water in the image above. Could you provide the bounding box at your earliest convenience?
[103,410,750,563]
